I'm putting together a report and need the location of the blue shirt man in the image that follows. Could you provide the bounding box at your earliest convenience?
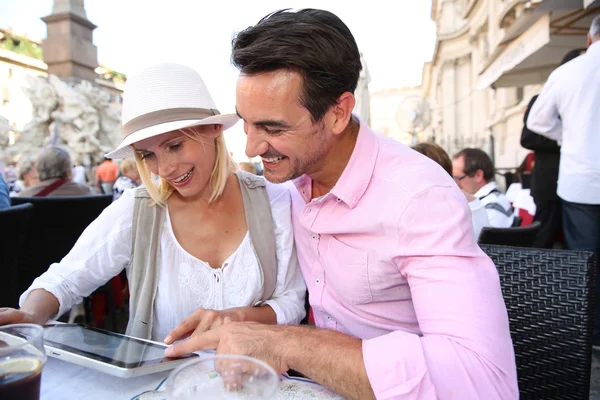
[0,174,10,209]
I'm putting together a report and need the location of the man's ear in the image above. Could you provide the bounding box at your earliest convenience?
[475,169,485,183]
[206,124,223,139]
[588,33,593,48]
[328,92,356,136]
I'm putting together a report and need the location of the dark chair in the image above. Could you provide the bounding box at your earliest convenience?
[10,195,113,297]
[480,245,595,400]
[0,203,34,308]
[478,221,541,247]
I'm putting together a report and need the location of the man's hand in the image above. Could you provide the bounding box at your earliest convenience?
[0,308,38,326]
[164,308,247,348]
[166,321,290,374]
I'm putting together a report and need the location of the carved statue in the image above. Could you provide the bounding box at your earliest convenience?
[7,75,58,161]
[7,74,122,168]
[74,79,122,154]
[0,115,12,148]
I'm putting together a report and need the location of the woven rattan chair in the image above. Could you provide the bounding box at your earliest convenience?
[478,221,541,247]
[481,244,596,400]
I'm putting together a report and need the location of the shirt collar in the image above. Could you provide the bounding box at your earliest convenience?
[292,116,379,208]
[586,41,600,57]
[474,181,497,198]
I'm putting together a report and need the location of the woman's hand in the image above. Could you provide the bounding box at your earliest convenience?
[0,308,38,326]
[164,308,248,346]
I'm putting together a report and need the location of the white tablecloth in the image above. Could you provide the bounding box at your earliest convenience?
[41,357,342,399]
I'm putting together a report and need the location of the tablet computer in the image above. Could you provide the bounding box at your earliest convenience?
[41,324,197,378]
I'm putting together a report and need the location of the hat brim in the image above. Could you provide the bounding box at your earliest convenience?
[105,113,240,159]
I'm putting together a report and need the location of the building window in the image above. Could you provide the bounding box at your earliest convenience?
[516,87,524,104]
[2,87,9,105]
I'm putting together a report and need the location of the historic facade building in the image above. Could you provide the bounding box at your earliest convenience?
[425,0,598,170]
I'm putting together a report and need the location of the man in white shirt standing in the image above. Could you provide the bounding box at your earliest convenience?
[527,14,600,344]
[452,148,515,228]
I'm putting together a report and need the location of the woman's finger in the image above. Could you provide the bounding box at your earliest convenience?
[165,314,201,344]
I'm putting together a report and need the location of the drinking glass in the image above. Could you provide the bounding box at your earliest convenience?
[0,324,47,400]
[136,354,279,400]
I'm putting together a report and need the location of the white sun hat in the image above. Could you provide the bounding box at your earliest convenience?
[105,63,240,159]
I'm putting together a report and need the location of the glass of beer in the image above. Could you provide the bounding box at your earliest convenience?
[0,324,46,400]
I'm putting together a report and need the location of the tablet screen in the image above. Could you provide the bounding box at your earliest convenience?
[43,324,196,368]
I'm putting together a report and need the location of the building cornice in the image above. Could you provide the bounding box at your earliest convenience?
[0,47,47,72]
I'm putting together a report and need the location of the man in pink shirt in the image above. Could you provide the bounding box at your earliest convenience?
[167,9,518,399]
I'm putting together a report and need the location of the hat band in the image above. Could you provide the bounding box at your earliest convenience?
[122,107,220,137]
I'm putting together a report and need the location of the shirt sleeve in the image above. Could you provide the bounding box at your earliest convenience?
[362,185,518,399]
[19,190,135,319]
[262,182,307,325]
[0,175,10,209]
[526,72,563,143]
[467,198,490,240]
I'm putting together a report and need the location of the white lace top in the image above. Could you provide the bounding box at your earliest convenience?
[21,182,307,341]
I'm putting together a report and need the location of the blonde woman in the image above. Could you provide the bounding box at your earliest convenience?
[112,158,140,201]
[0,63,306,343]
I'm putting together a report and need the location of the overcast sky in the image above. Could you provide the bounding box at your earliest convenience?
[0,0,436,159]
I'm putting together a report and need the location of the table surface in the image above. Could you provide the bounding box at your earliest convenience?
[41,356,343,399]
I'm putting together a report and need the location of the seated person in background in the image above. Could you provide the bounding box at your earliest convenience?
[412,142,490,239]
[10,156,39,196]
[112,157,140,201]
[238,161,257,174]
[95,157,119,194]
[0,173,9,209]
[71,162,88,185]
[18,147,92,197]
[0,63,305,342]
[452,148,515,228]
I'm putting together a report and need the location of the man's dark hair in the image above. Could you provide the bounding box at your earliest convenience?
[560,48,586,66]
[231,9,362,122]
[454,148,495,182]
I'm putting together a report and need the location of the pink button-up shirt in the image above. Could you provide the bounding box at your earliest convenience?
[287,122,518,399]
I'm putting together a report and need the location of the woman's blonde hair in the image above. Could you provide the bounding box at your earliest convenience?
[134,124,236,206]
[119,158,137,175]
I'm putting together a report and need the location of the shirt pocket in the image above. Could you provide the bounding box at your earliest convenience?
[324,236,372,305]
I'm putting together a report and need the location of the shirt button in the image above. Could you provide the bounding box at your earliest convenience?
[315,278,321,285]
[336,198,342,202]
[311,234,318,240]
[326,315,332,321]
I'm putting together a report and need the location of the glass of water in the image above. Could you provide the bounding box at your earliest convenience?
[137,354,279,400]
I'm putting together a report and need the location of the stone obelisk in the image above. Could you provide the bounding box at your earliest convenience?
[41,0,98,83]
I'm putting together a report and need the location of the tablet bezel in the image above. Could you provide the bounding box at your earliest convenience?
[42,324,196,369]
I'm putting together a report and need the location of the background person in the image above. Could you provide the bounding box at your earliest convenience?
[0,173,9,209]
[520,48,586,248]
[112,158,140,201]
[412,142,490,239]
[452,148,515,228]
[10,156,39,196]
[18,146,92,197]
[527,14,600,344]
[95,157,119,194]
